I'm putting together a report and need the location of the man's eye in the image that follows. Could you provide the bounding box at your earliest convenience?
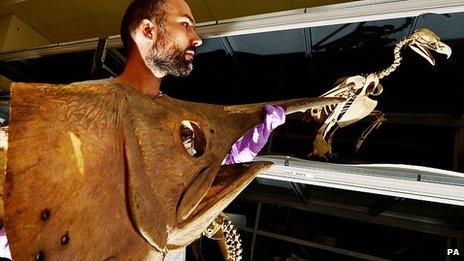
[181,22,189,27]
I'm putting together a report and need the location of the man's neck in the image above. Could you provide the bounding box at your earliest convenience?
[116,52,163,98]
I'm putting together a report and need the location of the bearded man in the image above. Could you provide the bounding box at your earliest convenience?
[116,1,284,259]
[116,0,284,163]
[117,0,285,163]
[118,1,284,260]
[116,0,203,97]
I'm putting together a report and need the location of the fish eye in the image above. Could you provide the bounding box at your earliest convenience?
[180,120,206,157]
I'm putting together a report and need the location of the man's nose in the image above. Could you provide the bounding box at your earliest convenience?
[191,32,203,47]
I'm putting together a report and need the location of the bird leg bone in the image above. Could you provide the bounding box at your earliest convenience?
[355,110,386,151]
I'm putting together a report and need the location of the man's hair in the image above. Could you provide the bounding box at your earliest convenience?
[120,0,167,53]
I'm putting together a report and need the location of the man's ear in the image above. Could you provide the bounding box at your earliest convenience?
[137,18,158,44]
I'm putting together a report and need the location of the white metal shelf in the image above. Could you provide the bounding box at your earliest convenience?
[198,0,464,38]
[254,155,464,207]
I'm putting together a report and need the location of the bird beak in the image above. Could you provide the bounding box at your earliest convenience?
[409,40,452,66]
[409,43,436,65]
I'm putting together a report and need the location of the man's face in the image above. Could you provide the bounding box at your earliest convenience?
[145,0,202,77]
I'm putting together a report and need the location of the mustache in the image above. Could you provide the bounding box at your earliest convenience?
[185,46,196,53]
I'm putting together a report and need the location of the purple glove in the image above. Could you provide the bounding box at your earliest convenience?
[0,226,11,260]
[224,105,285,164]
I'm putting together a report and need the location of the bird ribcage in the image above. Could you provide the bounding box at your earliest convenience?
[311,103,338,121]
[338,95,356,121]
[311,86,352,121]
[323,103,337,115]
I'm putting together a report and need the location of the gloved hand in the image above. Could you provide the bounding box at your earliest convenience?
[224,104,285,164]
[0,226,11,260]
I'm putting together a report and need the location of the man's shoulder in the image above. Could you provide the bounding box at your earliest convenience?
[11,78,123,100]
[67,77,123,95]
[71,77,116,86]
[12,78,119,91]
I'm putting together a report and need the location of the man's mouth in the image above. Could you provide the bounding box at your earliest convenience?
[185,50,194,62]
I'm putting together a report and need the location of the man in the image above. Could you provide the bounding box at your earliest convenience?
[116,0,202,98]
[116,0,284,161]
[115,0,284,259]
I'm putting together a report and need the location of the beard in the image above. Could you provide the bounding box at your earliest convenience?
[144,33,195,77]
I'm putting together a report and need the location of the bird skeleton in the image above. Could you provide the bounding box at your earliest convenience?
[307,28,452,158]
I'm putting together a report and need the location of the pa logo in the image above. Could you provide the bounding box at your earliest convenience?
[447,249,460,256]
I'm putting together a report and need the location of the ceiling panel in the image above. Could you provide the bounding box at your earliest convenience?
[227,29,306,55]
[12,5,46,32]
[204,0,292,21]
[67,0,129,19]
[0,5,47,31]
[185,0,215,22]
[91,14,123,37]
[18,0,82,27]
[420,12,464,40]
[0,5,14,17]
[34,26,63,43]
[45,19,99,42]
